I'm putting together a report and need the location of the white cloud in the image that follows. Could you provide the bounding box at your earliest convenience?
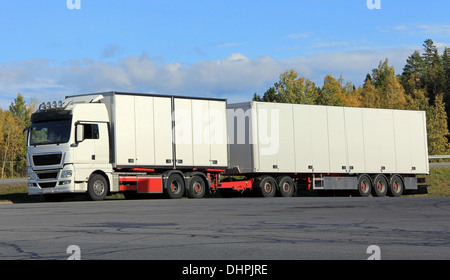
[0,48,417,109]
[285,33,312,39]
[418,24,450,37]
[387,23,450,38]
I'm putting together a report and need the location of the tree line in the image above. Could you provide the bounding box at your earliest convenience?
[0,93,35,178]
[254,39,450,157]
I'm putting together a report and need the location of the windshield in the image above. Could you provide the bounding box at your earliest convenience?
[30,119,72,146]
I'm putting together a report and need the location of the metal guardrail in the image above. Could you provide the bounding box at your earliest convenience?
[428,155,450,160]
[429,155,450,167]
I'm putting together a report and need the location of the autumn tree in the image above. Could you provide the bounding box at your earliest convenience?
[371,59,408,109]
[0,93,33,178]
[1,110,23,178]
[422,39,446,104]
[427,93,450,156]
[401,50,426,94]
[253,70,318,104]
[360,74,381,108]
[318,75,345,106]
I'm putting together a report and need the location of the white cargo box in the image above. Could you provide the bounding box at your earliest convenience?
[67,92,228,169]
[227,102,429,175]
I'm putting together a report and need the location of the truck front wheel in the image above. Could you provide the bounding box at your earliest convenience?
[87,174,109,201]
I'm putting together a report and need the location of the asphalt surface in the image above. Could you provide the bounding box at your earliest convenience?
[0,196,449,260]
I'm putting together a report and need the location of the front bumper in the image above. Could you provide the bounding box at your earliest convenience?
[27,165,81,195]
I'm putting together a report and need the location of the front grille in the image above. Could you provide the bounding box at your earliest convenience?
[36,172,58,180]
[33,154,62,166]
[39,182,57,188]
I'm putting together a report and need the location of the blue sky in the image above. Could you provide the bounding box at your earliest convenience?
[1,0,450,109]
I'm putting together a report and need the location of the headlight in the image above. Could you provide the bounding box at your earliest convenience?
[28,173,36,180]
[61,170,73,178]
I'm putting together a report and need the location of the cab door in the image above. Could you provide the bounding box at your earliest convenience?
[74,122,109,164]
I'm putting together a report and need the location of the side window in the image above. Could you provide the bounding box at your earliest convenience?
[83,124,99,139]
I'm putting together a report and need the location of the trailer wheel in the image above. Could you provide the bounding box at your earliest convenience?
[187,175,206,199]
[388,175,404,197]
[257,176,276,197]
[372,174,388,197]
[277,176,295,197]
[87,174,109,201]
[165,173,185,199]
[356,174,372,197]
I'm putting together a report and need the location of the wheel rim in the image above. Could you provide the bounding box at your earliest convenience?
[264,182,273,193]
[376,180,386,193]
[93,180,105,196]
[282,182,290,192]
[392,179,402,194]
[193,181,202,195]
[360,179,370,194]
[171,181,181,194]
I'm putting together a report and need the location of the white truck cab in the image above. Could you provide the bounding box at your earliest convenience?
[27,95,113,201]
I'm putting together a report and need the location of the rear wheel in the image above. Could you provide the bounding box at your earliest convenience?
[256,176,276,197]
[372,174,388,197]
[388,175,404,197]
[277,176,295,197]
[187,175,206,198]
[356,174,372,197]
[165,173,185,199]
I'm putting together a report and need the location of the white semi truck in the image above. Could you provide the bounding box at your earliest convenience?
[26,91,429,201]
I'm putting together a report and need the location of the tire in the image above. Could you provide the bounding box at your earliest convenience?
[372,174,388,197]
[277,176,295,197]
[165,173,185,199]
[87,174,109,201]
[256,176,276,197]
[388,175,404,197]
[187,175,206,199]
[356,174,372,197]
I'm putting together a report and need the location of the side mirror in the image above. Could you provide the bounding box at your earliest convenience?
[76,124,85,143]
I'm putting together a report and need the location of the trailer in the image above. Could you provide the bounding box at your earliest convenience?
[227,101,429,197]
[26,92,429,201]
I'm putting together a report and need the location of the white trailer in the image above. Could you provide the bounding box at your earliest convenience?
[227,101,429,196]
[26,92,429,201]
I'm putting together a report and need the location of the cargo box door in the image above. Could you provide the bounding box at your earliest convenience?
[310,106,330,173]
[134,96,173,167]
[174,98,228,168]
[409,111,428,173]
[393,110,412,173]
[152,97,173,166]
[115,94,173,167]
[293,105,313,172]
[174,98,194,166]
[344,107,366,173]
[115,95,137,166]
[327,106,348,173]
[207,100,228,167]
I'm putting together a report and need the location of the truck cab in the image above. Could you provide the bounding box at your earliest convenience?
[27,96,113,201]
